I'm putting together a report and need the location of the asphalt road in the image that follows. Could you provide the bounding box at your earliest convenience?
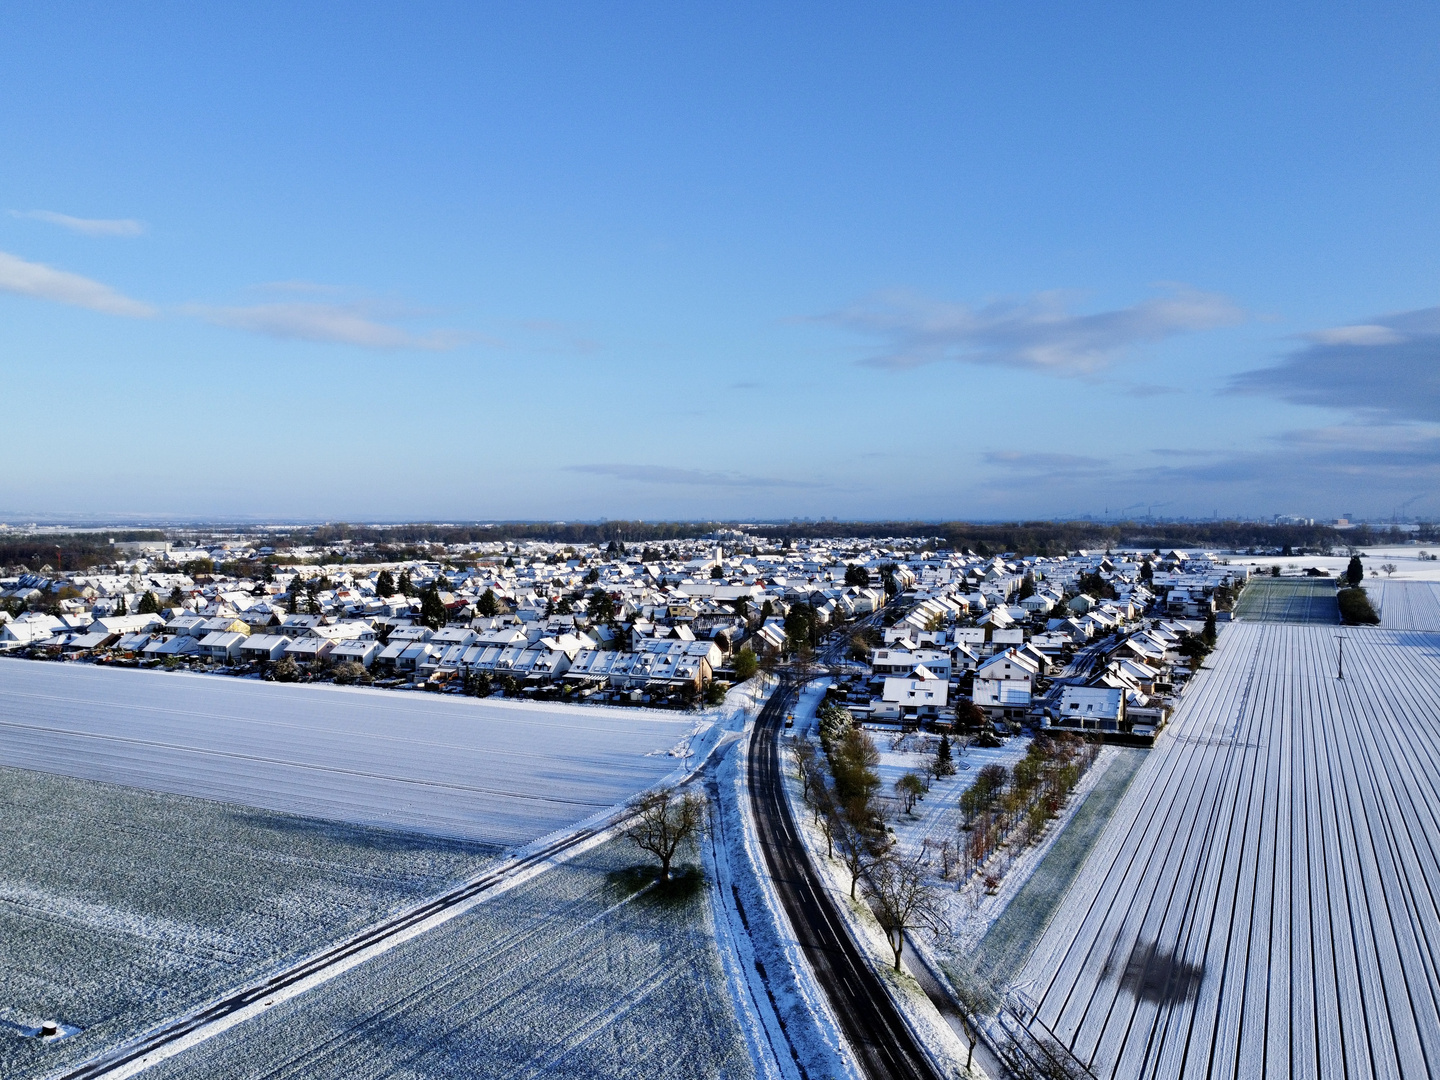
[747,672,942,1080]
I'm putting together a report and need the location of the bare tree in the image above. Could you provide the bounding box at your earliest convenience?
[794,740,820,804]
[1381,562,1398,577]
[922,836,957,880]
[623,786,705,882]
[895,771,926,815]
[866,849,947,971]
[948,970,999,1073]
[834,804,883,900]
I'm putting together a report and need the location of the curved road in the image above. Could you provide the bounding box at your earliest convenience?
[748,673,942,1080]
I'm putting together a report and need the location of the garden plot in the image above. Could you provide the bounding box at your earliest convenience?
[0,661,709,846]
[1233,577,1339,623]
[1016,621,1440,1080]
[0,766,495,1080]
[1368,580,1440,631]
[143,836,755,1080]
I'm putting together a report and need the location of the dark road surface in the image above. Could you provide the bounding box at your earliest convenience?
[747,674,942,1080]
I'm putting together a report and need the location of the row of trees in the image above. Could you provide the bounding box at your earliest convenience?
[795,704,949,973]
[953,734,1099,889]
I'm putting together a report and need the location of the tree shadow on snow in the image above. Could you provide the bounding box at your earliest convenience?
[221,808,498,858]
[606,863,706,907]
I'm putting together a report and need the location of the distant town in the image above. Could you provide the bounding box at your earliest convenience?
[0,522,1307,739]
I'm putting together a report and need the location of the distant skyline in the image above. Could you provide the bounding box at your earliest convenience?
[4,4,1439,521]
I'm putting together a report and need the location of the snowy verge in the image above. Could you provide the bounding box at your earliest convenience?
[716,683,863,1080]
[780,685,984,1079]
[701,742,802,1080]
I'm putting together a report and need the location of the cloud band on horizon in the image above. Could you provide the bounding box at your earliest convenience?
[566,463,827,489]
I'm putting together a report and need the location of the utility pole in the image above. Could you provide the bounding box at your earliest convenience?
[1336,635,1346,680]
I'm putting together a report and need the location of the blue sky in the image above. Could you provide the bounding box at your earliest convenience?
[3,3,1439,522]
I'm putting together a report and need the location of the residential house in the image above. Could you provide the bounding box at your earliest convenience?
[240,635,292,663]
[199,630,247,662]
[1053,685,1125,733]
[973,648,1041,722]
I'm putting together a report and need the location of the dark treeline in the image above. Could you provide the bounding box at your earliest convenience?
[0,531,166,572]
[296,521,720,548]
[5,519,1418,568]
[285,518,1370,555]
[748,519,1365,556]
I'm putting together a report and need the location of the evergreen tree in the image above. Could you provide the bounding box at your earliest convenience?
[114,594,127,616]
[476,588,500,618]
[376,569,395,597]
[844,564,871,588]
[934,731,956,777]
[288,578,303,615]
[1203,611,1217,647]
[589,588,616,624]
[420,584,447,629]
[398,569,415,596]
[167,585,184,608]
[1346,555,1364,587]
[1017,573,1035,601]
[137,591,161,615]
[732,646,758,681]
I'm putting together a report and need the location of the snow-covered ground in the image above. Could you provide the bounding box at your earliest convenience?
[0,661,727,847]
[0,766,495,1080]
[139,836,756,1080]
[779,685,982,1077]
[1227,544,1440,582]
[1016,621,1440,1079]
[714,677,863,1080]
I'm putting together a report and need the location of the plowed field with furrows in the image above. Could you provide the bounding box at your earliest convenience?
[1233,578,1339,624]
[1369,581,1440,632]
[1018,621,1440,1079]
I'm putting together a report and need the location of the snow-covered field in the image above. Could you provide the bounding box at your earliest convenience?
[1228,544,1440,582]
[0,767,494,1080]
[1016,620,1440,1079]
[0,661,712,846]
[1368,580,1440,631]
[140,836,755,1080]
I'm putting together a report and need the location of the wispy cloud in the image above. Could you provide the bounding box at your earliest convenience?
[0,250,155,317]
[1229,305,1440,423]
[823,285,1242,375]
[193,302,466,350]
[11,209,145,237]
[982,451,1110,475]
[566,463,826,489]
[246,280,345,296]
[1124,382,1184,398]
